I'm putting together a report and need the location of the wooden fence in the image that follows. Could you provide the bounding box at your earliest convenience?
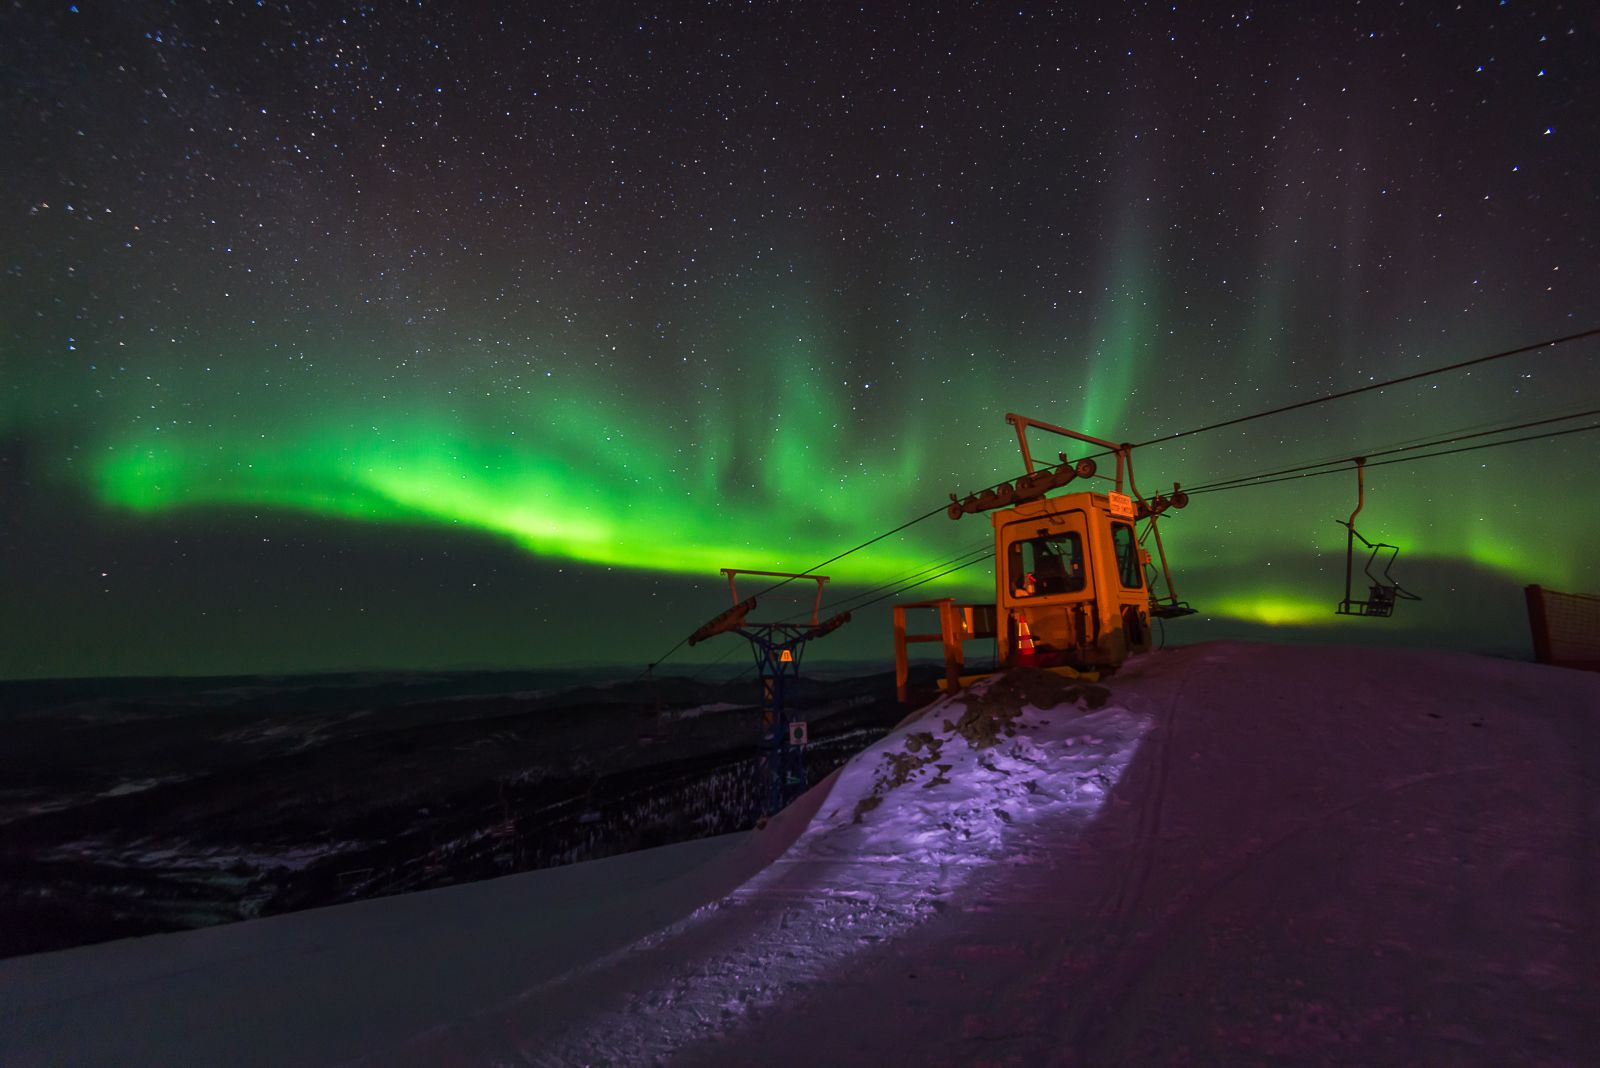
[1525,585,1600,672]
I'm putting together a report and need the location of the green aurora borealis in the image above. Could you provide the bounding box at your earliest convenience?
[4,3,1598,677]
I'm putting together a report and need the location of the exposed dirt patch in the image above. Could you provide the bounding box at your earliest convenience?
[852,669,1110,822]
[943,668,1109,750]
[854,734,948,822]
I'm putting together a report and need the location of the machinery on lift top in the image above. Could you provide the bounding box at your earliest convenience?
[893,414,1194,701]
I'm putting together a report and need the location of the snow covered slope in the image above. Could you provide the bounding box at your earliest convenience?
[4,642,1597,1066]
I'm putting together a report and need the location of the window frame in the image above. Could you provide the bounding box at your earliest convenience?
[1111,521,1143,589]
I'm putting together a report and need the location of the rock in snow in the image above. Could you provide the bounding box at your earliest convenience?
[2,641,1596,1067]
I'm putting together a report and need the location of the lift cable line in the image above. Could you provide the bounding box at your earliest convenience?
[821,544,993,614]
[741,501,958,602]
[1183,407,1600,495]
[1130,326,1600,450]
[835,548,995,615]
[1183,420,1600,498]
[643,326,1600,676]
[1270,400,1600,475]
[927,327,1600,553]
[770,536,995,623]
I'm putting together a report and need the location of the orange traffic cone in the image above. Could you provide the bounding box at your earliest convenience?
[1015,613,1038,666]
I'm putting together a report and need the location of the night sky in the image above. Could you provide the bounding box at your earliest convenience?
[4,2,1597,679]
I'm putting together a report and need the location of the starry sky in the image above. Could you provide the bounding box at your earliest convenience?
[3,2,1597,679]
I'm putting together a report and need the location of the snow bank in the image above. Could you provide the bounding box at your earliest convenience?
[391,668,1151,1066]
[806,667,1147,863]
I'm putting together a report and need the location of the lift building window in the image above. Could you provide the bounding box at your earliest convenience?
[1009,531,1085,597]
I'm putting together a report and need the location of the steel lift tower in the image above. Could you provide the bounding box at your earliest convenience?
[687,569,850,817]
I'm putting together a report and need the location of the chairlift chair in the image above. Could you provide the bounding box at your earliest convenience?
[1335,457,1421,617]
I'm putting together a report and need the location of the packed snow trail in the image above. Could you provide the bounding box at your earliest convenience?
[374,642,1599,1066]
